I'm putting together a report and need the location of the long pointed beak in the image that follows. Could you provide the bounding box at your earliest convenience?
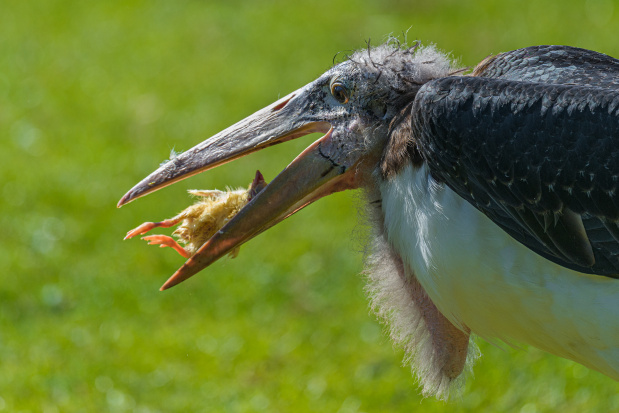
[118,84,329,207]
[159,130,360,290]
[119,84,362,289]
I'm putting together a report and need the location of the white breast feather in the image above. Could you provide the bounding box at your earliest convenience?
[380,164,619,381]
[363,191,479,400]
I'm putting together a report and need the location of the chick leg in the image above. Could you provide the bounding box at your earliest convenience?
[141,235,191,258]
[124,218,182,240]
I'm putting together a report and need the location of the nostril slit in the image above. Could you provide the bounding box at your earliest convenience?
[272,94,295,112]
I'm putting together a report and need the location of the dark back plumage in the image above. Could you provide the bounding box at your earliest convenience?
[406,46,619,275]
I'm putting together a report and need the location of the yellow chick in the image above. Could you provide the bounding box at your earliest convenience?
[125,170,267,259]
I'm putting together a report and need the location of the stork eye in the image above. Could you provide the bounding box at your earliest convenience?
[330,83,349,104]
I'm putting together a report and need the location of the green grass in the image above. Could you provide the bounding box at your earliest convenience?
[2,0,619,411]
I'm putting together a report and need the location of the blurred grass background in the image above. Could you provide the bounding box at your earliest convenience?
[2,0,619,411]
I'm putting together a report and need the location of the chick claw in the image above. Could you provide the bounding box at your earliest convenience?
[124,218,181,240]
[141,235,191,258]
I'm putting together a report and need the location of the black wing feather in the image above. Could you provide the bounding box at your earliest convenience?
[475,45,619,89]
[411,46,619,276]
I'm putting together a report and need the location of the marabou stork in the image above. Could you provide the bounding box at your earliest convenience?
[119,42,619,398]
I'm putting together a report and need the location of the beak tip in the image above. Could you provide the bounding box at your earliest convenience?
[159,266,194,291]
[159,278,175,291]
[117,192,133,208]
[118,184,145,207]
[160,274,178,291]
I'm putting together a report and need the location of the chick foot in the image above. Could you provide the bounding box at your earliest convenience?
[124,170,267,260]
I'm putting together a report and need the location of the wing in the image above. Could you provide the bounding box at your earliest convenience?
[410,47,619,276]
[473,45,619,89]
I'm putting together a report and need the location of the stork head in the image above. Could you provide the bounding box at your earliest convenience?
[118,43,457,289]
